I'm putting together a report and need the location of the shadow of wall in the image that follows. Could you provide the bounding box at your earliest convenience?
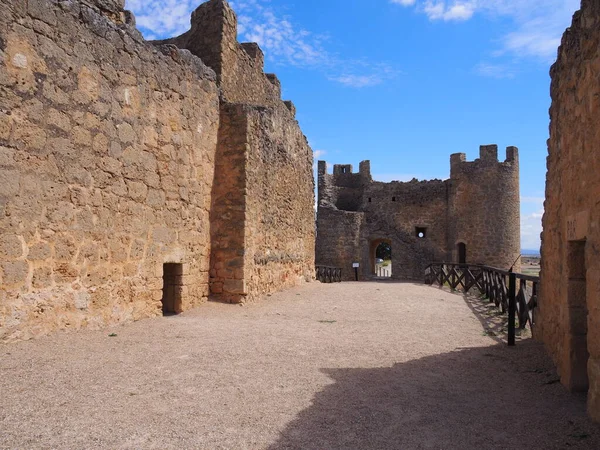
[268,340,599,450]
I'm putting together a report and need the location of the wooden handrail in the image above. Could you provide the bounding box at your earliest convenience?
[315,265,342,283]
[425,262,539,346]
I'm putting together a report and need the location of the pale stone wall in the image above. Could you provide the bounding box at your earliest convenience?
[209,103,315,302]
[316,145,520,280]
[209,103,247,303]
[244,104,315,298]
[0,0,220,341]
[538,0,600,422]
[0,0,315,341]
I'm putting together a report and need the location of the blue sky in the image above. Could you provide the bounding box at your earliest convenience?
[125,0,581,251]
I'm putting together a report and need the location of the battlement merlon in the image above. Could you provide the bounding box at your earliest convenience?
[317,160,328,176]
[479,144,519,164]
[450,145,519,176]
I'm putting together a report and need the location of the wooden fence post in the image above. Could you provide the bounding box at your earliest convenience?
[508,271,516,347]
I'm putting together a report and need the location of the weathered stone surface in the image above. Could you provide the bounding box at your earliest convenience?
[316,147,520,281]
[0,0,315,341]
[538,0,600,423]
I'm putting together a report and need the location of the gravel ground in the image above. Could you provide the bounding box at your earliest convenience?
[1,281,599,449]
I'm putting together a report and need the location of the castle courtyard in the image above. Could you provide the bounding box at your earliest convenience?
[1,282,598,450]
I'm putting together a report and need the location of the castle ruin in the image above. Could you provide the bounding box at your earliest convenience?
[538,0,600,422]
[0,0,315,342]
[316,146,521,280]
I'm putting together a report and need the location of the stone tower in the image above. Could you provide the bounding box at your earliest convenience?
[448,145,521,271]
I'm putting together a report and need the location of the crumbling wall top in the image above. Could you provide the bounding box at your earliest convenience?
[153,0,295,110]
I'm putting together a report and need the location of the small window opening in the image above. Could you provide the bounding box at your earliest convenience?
[392,197,396,202]
[368,198,372,203]
[162,263,183,315]
[416,227,427,239]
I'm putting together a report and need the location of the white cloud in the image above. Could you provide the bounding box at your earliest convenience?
[521,209,543,250]
[232,1,328,67]
[390,0,417,5]
[391,0,580,60]
[126,0,197,37]
[329,74,383,88]
[313,150,326,160]
[474,62,515,79]
[520,196,543,250]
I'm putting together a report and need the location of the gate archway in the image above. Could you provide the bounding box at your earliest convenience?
[370,239,392,278]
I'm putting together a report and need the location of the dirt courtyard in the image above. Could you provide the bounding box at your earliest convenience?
[1,282,599,449]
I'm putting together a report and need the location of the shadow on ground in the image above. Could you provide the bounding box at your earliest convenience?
[269,340,600,450]
[424,284,531,345]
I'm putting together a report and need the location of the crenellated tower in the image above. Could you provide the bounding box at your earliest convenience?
[448,145,520,270]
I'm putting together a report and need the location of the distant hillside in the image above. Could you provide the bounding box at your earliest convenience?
[522,249,541,257]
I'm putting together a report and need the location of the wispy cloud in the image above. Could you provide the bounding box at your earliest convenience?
[232,0,328,67]
[520,196,543,250]
[521,208,543,250]
[126,0,397,88]
[391,0,580,61]
[125,0,197,40]
[474,62,515,79]
[313,150,326,160]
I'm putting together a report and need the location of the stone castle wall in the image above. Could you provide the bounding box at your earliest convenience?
[538,0,600,422]
[244,105,315,298]
[316,146,520,280]
[0,0,315,341]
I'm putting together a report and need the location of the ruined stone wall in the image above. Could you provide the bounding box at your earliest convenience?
[0,0,220,341]
[153,0,282,108]
[244,105,315,298]
[315,208,364,281]
[538,0,600,422]
[162,0,315,303]
[209,103,247,303]
[316,145,520,280]
[449,145,521,271]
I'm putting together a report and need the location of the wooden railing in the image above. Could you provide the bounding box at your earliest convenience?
[316,266,342,283]
[425,263,539,346]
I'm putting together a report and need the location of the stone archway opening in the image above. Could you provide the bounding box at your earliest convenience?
[371,239,392,278]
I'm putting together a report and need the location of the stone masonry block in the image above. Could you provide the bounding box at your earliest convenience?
[28,242,52,260]
[0,234,23,259]
[223,279,246,295]
[2,260,29,285]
